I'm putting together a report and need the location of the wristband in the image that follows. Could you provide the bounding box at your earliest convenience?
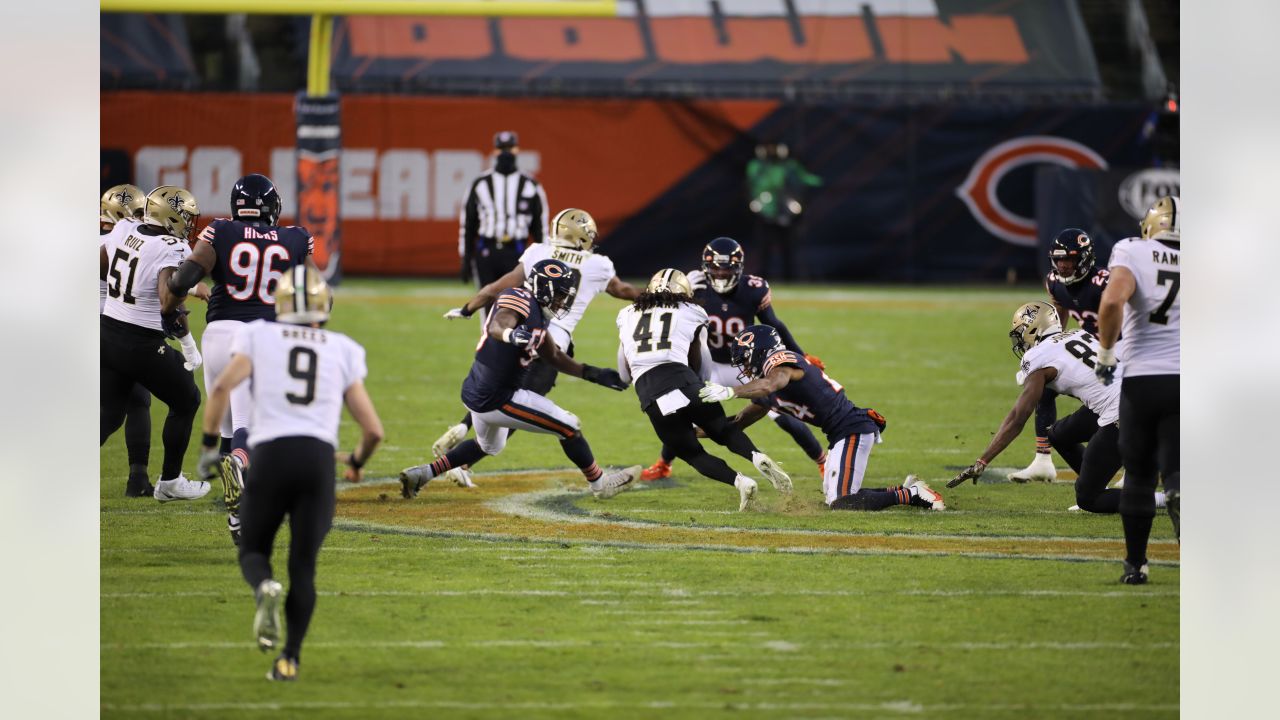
[459,305,474,317]
[1097,346,1117,365]
[202,432,219,449]
[348,450,365,470]
[975,458,988,469]
[502,328,513,343]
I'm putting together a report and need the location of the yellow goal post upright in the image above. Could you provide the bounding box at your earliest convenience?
[100,1,616,280]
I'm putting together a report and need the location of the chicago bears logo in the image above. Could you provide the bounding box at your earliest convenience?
[956,136,1108,247]
[543,262,566,277]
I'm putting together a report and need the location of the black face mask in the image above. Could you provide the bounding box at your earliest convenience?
[495,151,517,173]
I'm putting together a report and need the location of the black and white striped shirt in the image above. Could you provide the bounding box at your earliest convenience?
[458,169,548,256]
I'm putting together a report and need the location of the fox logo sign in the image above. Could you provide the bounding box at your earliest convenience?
[956,136,1108,247]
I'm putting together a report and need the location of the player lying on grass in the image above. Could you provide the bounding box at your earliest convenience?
[699,324,943,511]
[640,237,828,481]
[617,269,792,511]
[946,302,1167,515]
[401,259,640,499]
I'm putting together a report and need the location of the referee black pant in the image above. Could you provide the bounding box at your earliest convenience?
[1117,375,1180,565]
[100,315,200,481]
[1046,405,1123,513]
[238,436,336,662]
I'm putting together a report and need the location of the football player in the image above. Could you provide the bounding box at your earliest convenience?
[641,237,827,481]
[947,302,1166,517]
[701,325,941,511]
[101,185,156,497]
[435,208,642,486]
[617,270,792,511]
[196,265,384,682]
[168,173,315,543]
[1095,197,1181,584]
[100,186,208,503]
[401,259,640,498]
[1009,228,1112,483]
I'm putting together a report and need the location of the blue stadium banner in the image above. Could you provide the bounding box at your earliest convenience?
[295,93,343,284]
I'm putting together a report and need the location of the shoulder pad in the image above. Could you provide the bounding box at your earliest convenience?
[762,350,800,375]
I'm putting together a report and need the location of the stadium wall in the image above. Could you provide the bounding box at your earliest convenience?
[101,91,1155,281]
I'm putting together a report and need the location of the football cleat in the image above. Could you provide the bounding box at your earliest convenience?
[432,423,468,457]
[125,474,155,498]
[751,451,792,494]
[445,467,477,488]
[253,579,284,652]
[228,513,242,546]
[1007,453,1058,483]
[266,655,298,682]
[1120,560,1149,585]
[734,474,758,512]
[399,466,432,499]
[1067,504,1082,512]
[904,475,946,511]
[153,474,211,503]
[592,466,641,500]
[218,455,245,512]
[640,459,672,481]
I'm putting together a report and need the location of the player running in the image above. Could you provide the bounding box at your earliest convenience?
[946,302,1166,516]
[641,237,827,481]
[196,264,384,682]
[700,325,941,511]
[617,270,792,511]
[433,208,642,486]
[100,186,208,503]
[168,173,314,543]
[1010,228,1113,483]
[401,259,640,498]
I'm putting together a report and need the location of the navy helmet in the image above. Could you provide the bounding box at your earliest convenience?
[525,259,579,319]
[729,324,785,382]
[230,173,282,226]
[1049,228,1095,285]
[701,236,745,293]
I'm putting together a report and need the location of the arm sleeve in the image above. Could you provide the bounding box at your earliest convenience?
[757,304,804,356]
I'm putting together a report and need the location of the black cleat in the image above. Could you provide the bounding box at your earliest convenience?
[266,654,298,682]
[124,476,155,498]
[1120,560,1149,585]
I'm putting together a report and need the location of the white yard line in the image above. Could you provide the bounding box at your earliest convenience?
[102,587,1178,600]
[104,638,1175,652]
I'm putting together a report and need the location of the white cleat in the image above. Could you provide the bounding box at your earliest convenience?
[253,579,284,652]
[734,474,758,511]
[432,423,468,457]
[1068,504,1082,512]
[910,479,946,511]
[751,451,792,494]
[592,465,641,500]
[1007,453,1058,483]
[445,467,477,488]
[153,474,211,503]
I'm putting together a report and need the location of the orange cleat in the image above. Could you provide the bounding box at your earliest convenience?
[817,460,825,476]
[640,459,672,481]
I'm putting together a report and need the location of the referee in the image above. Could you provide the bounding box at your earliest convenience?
[459,130,549,299]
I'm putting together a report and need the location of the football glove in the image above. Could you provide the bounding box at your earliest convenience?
[699,382,736,403]
[1095,346,1118,386]
[947,459,988,488]
[196,445,221,482]
[505,327,535,347]
[582,364,628,391]
[804,354,826,370]
[686,270,708,291]
[161,307,190,339]
[443,306,473,320]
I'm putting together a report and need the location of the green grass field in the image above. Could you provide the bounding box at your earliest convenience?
[100,280,1178,718]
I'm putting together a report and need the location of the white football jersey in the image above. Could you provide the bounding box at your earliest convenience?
[101,222,191,331]
[1108,237,1180,376]
[616,302,709,382]
[1017,329,1120,426]
[519,242,615,348]
[231,320,368,449]
[100,218,140,313]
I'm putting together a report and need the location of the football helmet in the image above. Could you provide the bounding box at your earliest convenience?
[730,324,785,382]
[525,259,578,319]
[1049,228,1095,285]
[549,208,598,251]
[230,173,282,226]
[1140,196,1180,243]
[275,263,333,325]
[144,186,201,239]
[701,237,745,293]
[646,268,692,298]
[1009,301,1062,358]
[100,184,146,225]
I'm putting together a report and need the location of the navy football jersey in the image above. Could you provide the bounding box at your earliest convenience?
[461,288,550,412]
[1045,267,1108,334]
[761,351,885,446]
[693,274,773,364]
[198,219,313,323]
